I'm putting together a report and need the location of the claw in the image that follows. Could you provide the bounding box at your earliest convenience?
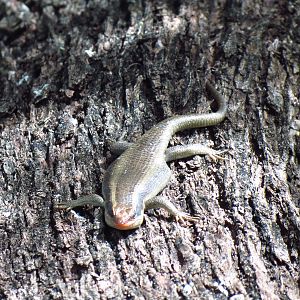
[175,212,200,223]
[208,149,229,161]
[54,202,73,212]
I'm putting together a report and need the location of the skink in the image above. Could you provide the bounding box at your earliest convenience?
[55,81,227,230]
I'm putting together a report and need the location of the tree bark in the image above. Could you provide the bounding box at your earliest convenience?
[0,1,299,299]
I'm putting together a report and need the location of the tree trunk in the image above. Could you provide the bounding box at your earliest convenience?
[0,1,299,299]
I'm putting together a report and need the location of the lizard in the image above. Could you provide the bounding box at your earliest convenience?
[55,81,228,230]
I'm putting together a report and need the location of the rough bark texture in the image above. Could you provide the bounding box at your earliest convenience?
[1,1,299,299]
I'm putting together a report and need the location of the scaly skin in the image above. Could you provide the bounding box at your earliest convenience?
[55,82,228,230]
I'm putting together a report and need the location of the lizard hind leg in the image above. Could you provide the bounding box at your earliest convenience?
[110,141,133,156]
[165,144,227,162]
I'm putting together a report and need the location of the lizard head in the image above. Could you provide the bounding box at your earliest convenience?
[104,205,144,230]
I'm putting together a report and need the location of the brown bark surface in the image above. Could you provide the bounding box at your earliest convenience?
[0,1,299,299]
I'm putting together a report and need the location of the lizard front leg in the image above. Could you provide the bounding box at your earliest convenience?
[54,194,105,211]
[145,196,200,223]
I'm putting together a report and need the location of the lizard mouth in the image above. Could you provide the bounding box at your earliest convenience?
[112,219,142,230]
[105,210,144,230]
